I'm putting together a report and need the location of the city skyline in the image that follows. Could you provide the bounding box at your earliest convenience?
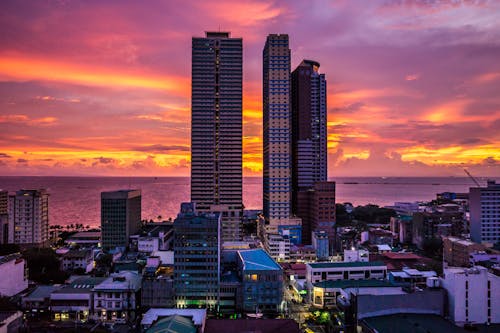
[1,1,499,177]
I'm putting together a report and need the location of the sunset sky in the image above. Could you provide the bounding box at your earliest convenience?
[0,0,499,177]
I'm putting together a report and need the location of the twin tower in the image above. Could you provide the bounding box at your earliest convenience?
[190,32,335,248]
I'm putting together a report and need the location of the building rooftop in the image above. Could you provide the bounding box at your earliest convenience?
[204,319,299,333]
[313,279,394,289]
[145,314,196,333]
[307,261,386,269]
[23,285,60,301]
[0,253,22,265]
[52,276,106,294]
[362,314,472,333]
[94,271,141,291]
[67,231,101,239]
[238,249,281,271]
[383,252,421,260]
[141,309,207,327]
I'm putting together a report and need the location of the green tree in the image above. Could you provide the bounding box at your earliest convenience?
[22,247,69,284]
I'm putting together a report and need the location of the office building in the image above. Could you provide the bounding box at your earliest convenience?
[312,230,329,260]
[470,180,500,244]
[190,31,243,242]
[441,266,500,326]
[238,249,283,313]
[263,34,295,232]
[101,190,141,250]
[8,189,49,247]
[291,59,327,194]
[173,203,220,310]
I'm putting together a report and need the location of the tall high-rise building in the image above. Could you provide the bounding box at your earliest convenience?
[291,59,334,246]
[190,31,243,242]
[101,189,141,250]
[470,180,500,244]
[8,189,49,246]
[291,60,327,192]
[0,190,8,244]
[263,34,295,232]
[173,203,220,309]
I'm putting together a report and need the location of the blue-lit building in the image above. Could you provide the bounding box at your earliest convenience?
[278,224,302,245]
[312,230,329,260]
[237,249,283,314]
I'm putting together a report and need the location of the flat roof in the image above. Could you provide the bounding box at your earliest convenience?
[24,285,60,300]
[238,249,281,271]
[308,261,386,269]
[383,252,421,260]
[362,314,471,333]
[313,279,394,289]
[205,319,299,333]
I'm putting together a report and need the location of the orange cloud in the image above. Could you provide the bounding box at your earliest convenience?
[0,55,189,95]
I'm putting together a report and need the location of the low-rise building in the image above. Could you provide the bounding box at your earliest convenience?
[312,230,329,260]
[22,285,60,313]
[141,308,207,332]
[443,236,485,268]
[306,261,387,296]
[344,249,369,262]
[50,276,106,322]
[265,233,290,262]
[238,249,283,314]
[61,248,93,273]
[0,311,23,333]
[440,266,500,326]
[289,244,316,262]
[0,253,28,297]
[137,237,159,253]
[388,268,437,287]
[93,271,141,323]
[65,231,101,247]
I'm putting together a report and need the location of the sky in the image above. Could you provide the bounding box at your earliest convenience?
[0,0,499,177]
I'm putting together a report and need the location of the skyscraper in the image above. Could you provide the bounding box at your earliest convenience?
[173,203,220,309]
[101,189,141,250]
[190,31,243,242]
[263,34,295,232]
[8,189,49,247]
[291,60,327,192]
[291,60,334,245]
[470,180,500,244]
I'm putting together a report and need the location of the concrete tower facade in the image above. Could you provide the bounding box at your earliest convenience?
[263,34,296,232]
[101,189,141,250]
[191,31,243,242]
[8,189,49,247]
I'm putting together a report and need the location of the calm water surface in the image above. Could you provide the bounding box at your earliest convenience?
[0,176,497,227]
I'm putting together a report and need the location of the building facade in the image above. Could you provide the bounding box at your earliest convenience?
[441,266,500,326]
[100,190,141,250]
[263,34,294,232]
[237,249,283,313]
[190,31,243,242]
[0,253,28,297]
[291,59,327,198]
[470,180,500,244]
[8,189,49,246]
[173,203,220,310]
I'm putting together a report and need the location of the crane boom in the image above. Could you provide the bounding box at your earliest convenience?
[464,169,481,187]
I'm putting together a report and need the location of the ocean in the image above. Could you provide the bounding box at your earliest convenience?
[0,176,497,227]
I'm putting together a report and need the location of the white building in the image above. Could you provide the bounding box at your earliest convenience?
[440,266,500,326]
[0,253,28,297]
[344,249,369,262]
[470,180,500,245]
[265,233,290,261]
[8,189,49,246]
[138,237,159,253]
[61,249,93,273]
[93,271,141,323]
[306,261,387,296]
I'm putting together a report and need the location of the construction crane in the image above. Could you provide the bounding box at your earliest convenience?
[464,169,481,187]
